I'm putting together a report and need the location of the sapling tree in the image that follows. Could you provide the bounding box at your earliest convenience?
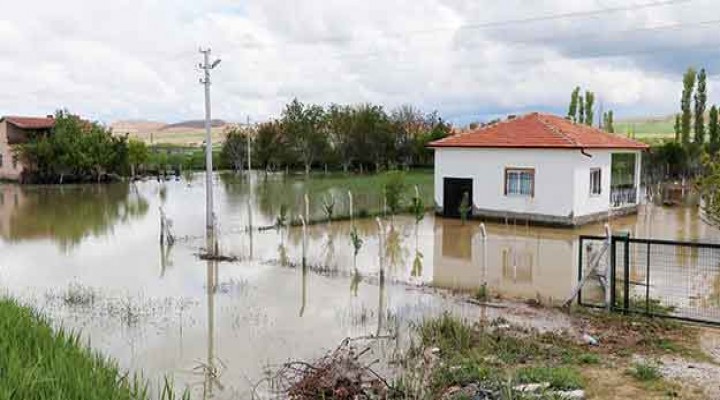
[322,194,335,221]
[349,226,363,296]
[411,185,425,224]
[384,170,406,216]
[276,204,288,230]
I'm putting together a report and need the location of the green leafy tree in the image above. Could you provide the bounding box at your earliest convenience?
[578,94,585,124]
[253,121,284,172]
[602,110,615,133]
[220,125,249,172]
[17,110,128,183]
[282,98,327,175]
[681,67,697,146]
[391,104,425,168]
[325,104,355,173]
[674,114,681,142]
[584,91,595,126]
[709,105,720,154]
[568,86,580,121]
[694,68,707,144]
[698,155,720,228]
[127,139,148,178]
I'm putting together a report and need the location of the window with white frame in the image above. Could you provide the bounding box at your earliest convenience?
[590,168,602,196]
[504,168,534,197]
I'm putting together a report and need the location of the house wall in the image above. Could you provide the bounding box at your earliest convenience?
[434,147,643,224]
[0,121,25,181]
[572,149,643,218]
[434,148,578,220]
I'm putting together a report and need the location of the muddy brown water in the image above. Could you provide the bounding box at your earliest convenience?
[0,173,718,398]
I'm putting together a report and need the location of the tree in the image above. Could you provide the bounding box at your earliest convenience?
[578,94,585,124]
[584,91,595,126]
[602,110,615,133]
[568,86,580,121]
[127,139,148,178]
[282,98,327,175]
[391,105,425,168]
[698,155,720,228]
[17,110,128,183]
[253,121,284,171]
[220,125,249,172]
[694,68,707,144]
[325,104,355,173]
[674,114,681,142]
[681,67,697,146]
[709,105,719,154]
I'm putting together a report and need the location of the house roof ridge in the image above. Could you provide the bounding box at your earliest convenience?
[536,114,580,147]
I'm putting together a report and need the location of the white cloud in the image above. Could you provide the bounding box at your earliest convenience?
[0,0,719,125]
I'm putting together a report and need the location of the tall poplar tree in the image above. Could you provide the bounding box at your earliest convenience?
[584,91,595,126]
[694,68,707,144]
[568,86,580,122]
[681,67,696,146]
[709,105,719,154]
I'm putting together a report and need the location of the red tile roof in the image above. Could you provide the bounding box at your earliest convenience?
[429,113,648,150]
[1,116,55,130]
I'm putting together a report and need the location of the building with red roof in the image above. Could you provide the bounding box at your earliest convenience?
[0,115,55,181]
[428,112,649,226]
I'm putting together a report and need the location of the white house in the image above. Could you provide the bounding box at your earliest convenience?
[428,113,649,226]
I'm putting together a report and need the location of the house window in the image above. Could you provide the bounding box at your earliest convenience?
[12,155,17,169]
[590,168,602,196]
[504,168,534,197]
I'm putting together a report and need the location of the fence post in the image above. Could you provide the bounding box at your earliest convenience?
[609,237,616,311]
[646,242,651,315]
[623,234,631,314]
[577,237,584,306]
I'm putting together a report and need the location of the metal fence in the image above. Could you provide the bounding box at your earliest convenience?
[578,234,720,325]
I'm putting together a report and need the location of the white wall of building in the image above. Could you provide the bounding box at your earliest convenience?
[434,147,643,219]
[434,148,577,218]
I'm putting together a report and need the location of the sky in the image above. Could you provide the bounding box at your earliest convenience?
[0,0,719,126]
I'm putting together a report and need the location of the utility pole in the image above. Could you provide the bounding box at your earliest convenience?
[199,48,221,244]
[246,115,252,173]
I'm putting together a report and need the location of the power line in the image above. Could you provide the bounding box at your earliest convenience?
[236,0,692,49]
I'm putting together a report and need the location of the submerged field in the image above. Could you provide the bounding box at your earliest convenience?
[1,171,719,398]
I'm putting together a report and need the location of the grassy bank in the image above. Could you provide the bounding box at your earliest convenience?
[0,298,186,400]
[398,310,709,399]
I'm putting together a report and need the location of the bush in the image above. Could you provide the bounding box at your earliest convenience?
[629,361,662,381]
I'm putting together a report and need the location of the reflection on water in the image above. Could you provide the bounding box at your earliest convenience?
[1,174,720,398]
[0,184,148,249]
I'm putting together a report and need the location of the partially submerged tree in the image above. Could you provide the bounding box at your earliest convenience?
[220,125,250,172]
[459,191,471,224]
[127,139,148,178]
[698,155,720,228]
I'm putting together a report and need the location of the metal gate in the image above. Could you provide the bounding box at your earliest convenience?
[578,234,720,325]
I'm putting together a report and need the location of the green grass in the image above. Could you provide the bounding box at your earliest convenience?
[0,298,187,400]
[514,366,584,390]
[230,169,434,224]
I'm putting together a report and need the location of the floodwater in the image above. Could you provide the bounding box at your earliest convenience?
[0,172,718,398]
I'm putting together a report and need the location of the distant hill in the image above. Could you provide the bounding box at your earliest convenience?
[110,119,231,146]
[160,119,227,130]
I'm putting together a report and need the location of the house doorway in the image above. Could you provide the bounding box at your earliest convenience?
[443,178,473,218]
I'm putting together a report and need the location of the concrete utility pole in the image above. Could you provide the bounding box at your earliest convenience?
[246,115,252,173]
[199,48,221,238]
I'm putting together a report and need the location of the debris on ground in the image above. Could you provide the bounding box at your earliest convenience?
[256,336,401,399]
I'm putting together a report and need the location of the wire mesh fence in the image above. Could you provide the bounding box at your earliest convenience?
[579,235,720,324]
